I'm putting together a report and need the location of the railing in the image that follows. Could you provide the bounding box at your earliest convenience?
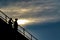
[18,26,38,40]
[0,10,38,40]
[0,10,10,23]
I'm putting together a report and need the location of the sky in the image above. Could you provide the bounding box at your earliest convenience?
[0,0,60,40]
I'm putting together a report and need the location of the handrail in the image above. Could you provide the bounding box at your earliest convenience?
[0,10,10,23]
[0,10,10,18]
[0,16,7,22]
[0,10,14,23]
[18,25,38,40]
[0,10,38,40]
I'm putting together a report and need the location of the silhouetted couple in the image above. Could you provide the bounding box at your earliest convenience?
[8,18,18,32]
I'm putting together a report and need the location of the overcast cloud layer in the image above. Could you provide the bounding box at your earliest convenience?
[0,0,60,24]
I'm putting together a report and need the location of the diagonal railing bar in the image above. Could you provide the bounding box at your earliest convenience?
[0,10,10,23]
[0,10,38,40]
[0,10,9,18]
[0,16,7,22]
[18,25,38,40]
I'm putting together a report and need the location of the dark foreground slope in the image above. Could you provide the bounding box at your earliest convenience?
[0,18,28,40]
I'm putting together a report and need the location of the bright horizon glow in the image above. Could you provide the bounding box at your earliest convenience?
[17,19,30,25]
[20,9,31,13]
[21,9,28,12]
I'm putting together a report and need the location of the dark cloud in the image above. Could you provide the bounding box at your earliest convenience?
[0,0,32,7]
[0,0,32,2]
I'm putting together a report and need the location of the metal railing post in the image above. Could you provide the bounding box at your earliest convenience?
[5,16,7,22]
[31,35,32,40]
[23,28,25,36]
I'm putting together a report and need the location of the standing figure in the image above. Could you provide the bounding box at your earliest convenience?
[14,19,18,40]
[8,18,13,28]
[14,18,18,32]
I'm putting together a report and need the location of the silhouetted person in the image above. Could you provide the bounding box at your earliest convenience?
[14,18,18,32]
[8,18,13,28]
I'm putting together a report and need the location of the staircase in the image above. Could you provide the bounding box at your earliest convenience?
[0,10,38,40]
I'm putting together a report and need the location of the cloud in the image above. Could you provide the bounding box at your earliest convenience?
[0,0,60,25]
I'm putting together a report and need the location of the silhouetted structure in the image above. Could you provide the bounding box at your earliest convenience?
[0,18,28,40]
[0,10,38,40]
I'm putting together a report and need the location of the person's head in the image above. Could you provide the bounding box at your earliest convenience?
[15,18,18,21]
